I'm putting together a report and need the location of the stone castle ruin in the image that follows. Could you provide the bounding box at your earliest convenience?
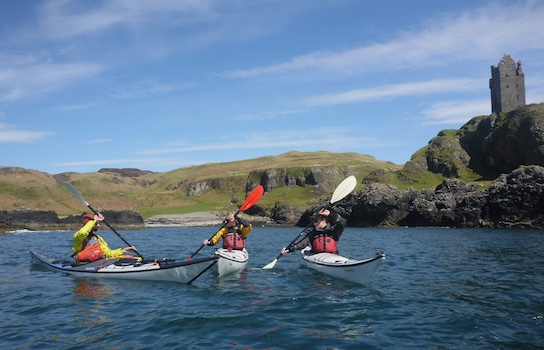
[489,54,526,114]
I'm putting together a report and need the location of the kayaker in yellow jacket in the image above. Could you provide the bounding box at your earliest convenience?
[72,213,137,262]
[203,212,252,251]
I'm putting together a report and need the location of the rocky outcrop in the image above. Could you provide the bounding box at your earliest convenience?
[187,181,211,197]
[422,104,544,179]
[459,165,544,228]
[271,203,305,225]
[0,209,145,233]
[481,105,544,173]
[248,166,355,196]
[311,165,544,229]
[426,132,471,177]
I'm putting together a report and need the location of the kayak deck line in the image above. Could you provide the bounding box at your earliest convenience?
[30,250,219,284]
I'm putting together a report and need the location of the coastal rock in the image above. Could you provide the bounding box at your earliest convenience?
[423,104,544,179]
[0,209,145,232]
[248,166,348,195]
[325,165,544,229]
[144,212,224,227]
[481,106,544,173]
[187,181,211,197]
[271,203,305,225]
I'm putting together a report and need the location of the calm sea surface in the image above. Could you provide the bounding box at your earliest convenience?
[1,226,543,350]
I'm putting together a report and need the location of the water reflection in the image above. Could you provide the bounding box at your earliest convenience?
[73,278,112,300]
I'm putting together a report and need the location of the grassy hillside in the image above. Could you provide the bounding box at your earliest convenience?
[0,151,403,218]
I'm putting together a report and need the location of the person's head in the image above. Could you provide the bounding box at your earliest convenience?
[313,214,328,229]
[82,213,99,231]
[224,212,236,227]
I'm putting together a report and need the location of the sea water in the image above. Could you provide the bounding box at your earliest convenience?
[0,227,542,349]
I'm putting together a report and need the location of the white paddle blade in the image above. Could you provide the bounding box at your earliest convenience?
[330,175,357,204]
[262,259,278,269]
[62,182,89,206]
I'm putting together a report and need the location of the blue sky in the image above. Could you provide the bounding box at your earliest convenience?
[1,0,543,174]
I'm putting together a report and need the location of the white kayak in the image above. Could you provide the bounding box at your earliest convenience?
[300,247,385,285]
[213,248,248,278]
[30,250,218,284]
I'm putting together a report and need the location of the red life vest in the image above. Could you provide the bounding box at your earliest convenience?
[222,231,245,251]
[76,236,104,262]
[311,235,338,254]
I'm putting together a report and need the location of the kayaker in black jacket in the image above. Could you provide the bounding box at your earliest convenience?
[280,208,347,255]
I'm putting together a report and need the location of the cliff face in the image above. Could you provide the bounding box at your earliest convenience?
[407,103,544,180]
[247,166,350,196]
[480,105,544,173]
[318,165,544,229]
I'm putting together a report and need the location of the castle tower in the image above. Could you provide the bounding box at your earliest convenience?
[489,54,526,114]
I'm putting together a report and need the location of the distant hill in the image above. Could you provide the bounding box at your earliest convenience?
[1,103,543,219]
[0,151,401,218]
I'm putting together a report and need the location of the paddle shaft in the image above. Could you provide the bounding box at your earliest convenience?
[263,176,357,269]
[188,185,264,259]
[86,203,144,259]
[272,222,312,261]
[62,182,143,259]
[189,209,242,259]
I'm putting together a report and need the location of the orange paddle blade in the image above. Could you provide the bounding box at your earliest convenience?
[239,185,264,212]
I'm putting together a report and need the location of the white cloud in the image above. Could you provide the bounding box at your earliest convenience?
[0,123,52,143]
[53,157,212,170]
[139,127,374,155]
[111,81,195,100]
[234,109,308,122]
[222,2,544,79]
[0,57,101,101]
[303,78,482,106]
[419,100,491,126]
[38,0,217,39]
[87,139,112,144]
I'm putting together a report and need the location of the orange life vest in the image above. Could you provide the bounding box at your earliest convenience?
[311,235,338,254]
[222,231,245,251]
[76,236,104,262]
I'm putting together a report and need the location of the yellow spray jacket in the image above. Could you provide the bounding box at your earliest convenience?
[208,223,252,246]
[72,219,126,259]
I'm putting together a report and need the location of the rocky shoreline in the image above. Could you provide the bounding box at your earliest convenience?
[144,212,225,227]
[0,210,275,235]
[144,212,275,227]
[2,165,544,233]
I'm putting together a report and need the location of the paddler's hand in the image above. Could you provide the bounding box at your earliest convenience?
[281,247,290,255]
[203,239,212,246]
[124,246,137,252]
[318,208,330,217]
